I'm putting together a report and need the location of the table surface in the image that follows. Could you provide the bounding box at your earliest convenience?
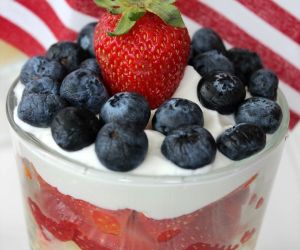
[1,63,300,250]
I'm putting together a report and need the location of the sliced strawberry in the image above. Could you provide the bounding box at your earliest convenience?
[73,230,112,250]
[240,228,256,244]
[29,166,131,249]
[136,175,255,250]
[136,211,195,243]
[28,198,76,241]
[121,212,156,250]
[255,197,264,209]
[157,229,181,243]
[186,243,239,250]
[26,159,258,250]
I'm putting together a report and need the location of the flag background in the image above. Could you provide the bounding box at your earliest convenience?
[0,2,300,250]
[0,0,300,128]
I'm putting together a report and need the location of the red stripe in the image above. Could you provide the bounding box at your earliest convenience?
[16,0,77,41]
[290,110,300,129]
[238,0,300,45]
[177,0,300,94]
[0,16,45,56]
[65,0,104,19]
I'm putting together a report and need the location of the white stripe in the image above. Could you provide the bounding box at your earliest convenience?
[183,15,232,49]
[201,0,300,70]
[274,0,300,20]
[183,16,203,37]
[0,1,57,49]
[280,81,300,115]
[46,0,97,32]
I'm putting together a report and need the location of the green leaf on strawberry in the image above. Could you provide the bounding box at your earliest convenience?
[107,11,145,36]
[94,0,185,36]
[146,0,185,28]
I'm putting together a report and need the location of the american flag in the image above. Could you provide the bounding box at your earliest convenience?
[0,0,299,128]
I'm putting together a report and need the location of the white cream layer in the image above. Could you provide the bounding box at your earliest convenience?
[13,66,281,219]
[14,66,233,177]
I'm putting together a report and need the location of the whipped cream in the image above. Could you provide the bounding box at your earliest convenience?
[12,66,286,219]
[14,66,233,176]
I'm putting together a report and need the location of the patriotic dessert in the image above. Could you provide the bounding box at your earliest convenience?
[7,0,288,249]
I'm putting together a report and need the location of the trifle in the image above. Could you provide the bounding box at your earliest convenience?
[6,1,289,250]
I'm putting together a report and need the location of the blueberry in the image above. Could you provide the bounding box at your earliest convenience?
[20,56,65,85]
[188,47,195,66]
[161,125,216,169]
[23,77,59,96]
[249,69,278,100]
[46,42,86,73]
[101,92,151,129]
[226,48,263,84]
[95,123,148,172]
[60,69,109,114]
[18,93,67,127]
[152,98,204,135]
[193,50,234,76]
[197,72,246,114]
[191,28,226,62]
[235,97,282,134]
[80,58,101,76]
[77,22,97,57]
[51,107,102,151]
[217,123,266,160]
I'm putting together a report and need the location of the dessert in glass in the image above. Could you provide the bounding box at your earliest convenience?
[6,1,289,249]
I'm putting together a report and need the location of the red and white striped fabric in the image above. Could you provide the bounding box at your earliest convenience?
[0,0,299,128]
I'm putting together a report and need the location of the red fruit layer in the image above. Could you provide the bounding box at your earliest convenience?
[23,159,255,250]
[94,12,190,109]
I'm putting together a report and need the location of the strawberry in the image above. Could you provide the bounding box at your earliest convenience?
[25,159,257,250]
[94,0,190,108]
[136,175,254,250]
[73,230,112,250]
[185,243,239,250]
[28,198,76,242]
[28,165,131,249]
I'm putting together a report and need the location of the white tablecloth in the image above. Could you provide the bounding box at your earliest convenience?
[0,63,300,250]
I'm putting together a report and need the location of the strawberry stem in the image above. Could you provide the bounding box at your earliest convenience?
[94,0,185,36]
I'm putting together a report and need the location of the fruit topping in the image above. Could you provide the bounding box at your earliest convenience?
[80,58,101,76]
[217,123,266,161]
[100,92,151,130]
[235,97,283,133]
[28,198,77,242]
[46,41,87,73]
[23,77,59,96]
[248,69,278,100]
[256,197,264,209]
[20,56,65,85]
[94,0,190,108]
[191,28,226,62]
[226,48,263,85]
[25,160,255,250]
[18,93,67,127]
[92,210,121,235]
[197,72,246,114]
[60,69,109,114]
[51,107,102,151]
[95,123,148,172]
[15,0,284,172]
[240,228,256,245]
[161,125,216,169]
[193,50,234,77]
[152,98,204,135]
[77,22,97,58]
